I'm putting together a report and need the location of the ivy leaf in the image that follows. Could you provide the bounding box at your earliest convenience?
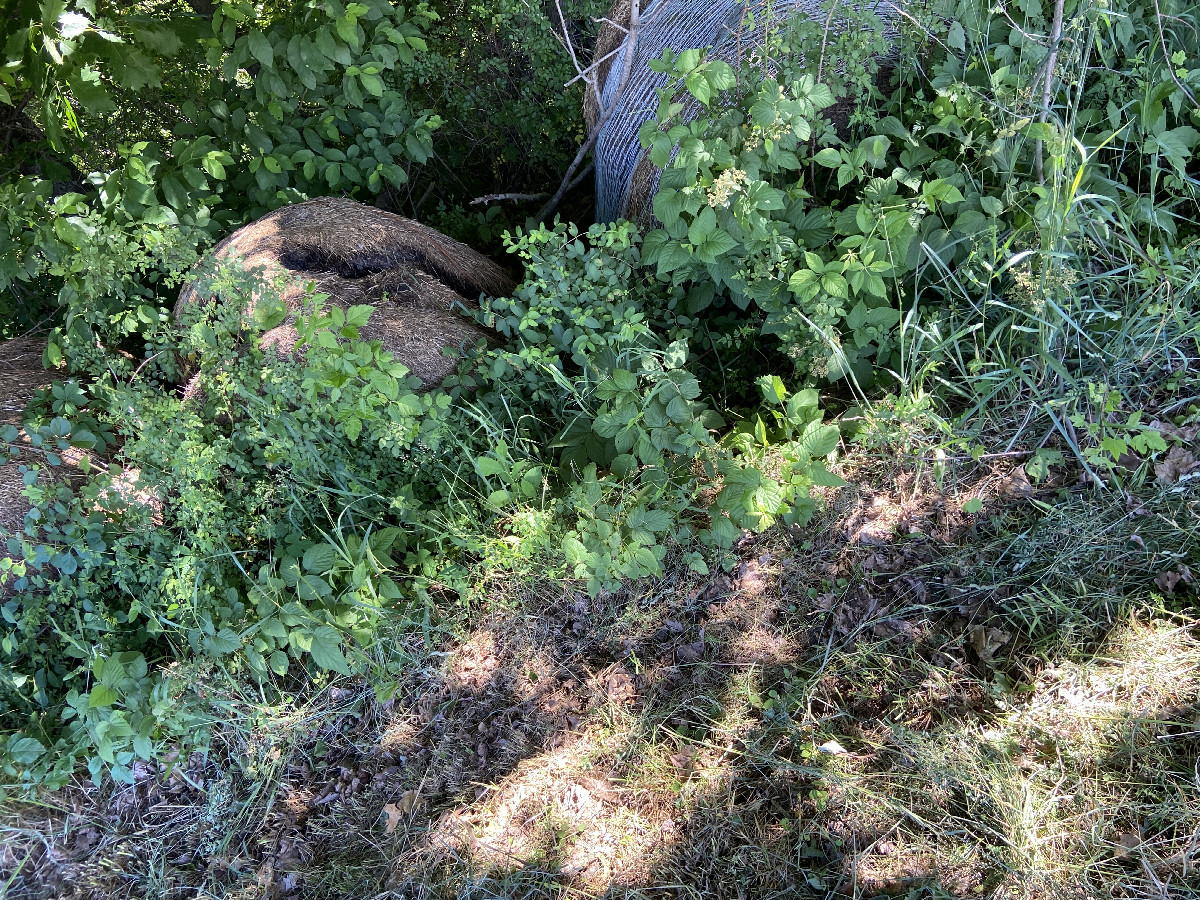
[309,626,352,675]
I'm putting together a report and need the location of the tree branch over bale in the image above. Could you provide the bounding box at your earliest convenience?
[537,0,641,224]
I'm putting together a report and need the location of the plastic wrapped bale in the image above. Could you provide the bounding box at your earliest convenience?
[175,197,517,390]
[588,0,899,225]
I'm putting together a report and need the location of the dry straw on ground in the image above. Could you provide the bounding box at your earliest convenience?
[175,197,516,388]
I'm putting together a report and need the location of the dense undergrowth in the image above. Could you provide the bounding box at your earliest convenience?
[1,0,1199,895]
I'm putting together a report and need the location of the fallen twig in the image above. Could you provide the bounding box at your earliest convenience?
[470,192,549,206]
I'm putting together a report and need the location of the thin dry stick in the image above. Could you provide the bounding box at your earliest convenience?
[565,43,626,87]
[537,0,642,224]
[1035,0,1066,184]
[555,0,606,121]
[1154,0,1198,107]
[469,192,549,205]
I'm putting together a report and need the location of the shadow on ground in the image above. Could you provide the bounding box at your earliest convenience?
[4,462,1199,899]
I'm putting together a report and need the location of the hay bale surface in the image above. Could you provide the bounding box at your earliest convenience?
[590,0,898,225]
[176,197,516,387]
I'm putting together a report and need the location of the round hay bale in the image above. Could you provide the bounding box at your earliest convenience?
[591,0,899,225]
[176,197,516,388]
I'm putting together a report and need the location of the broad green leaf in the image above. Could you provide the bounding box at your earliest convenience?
[474,456,508,478]
[206,628,240,656]
[303,543,339,573]
[360,72,384,97]
[309,626,352,674]
[269,650,289,675]
[88,685,119,708]
[248,30,274,67]
[687,206,717,246]
[6,735,46,765]
[612,369,638,392]
[813,147,842,168]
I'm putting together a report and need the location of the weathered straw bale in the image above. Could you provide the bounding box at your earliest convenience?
[590,0,899,225]
[175,197,516,388]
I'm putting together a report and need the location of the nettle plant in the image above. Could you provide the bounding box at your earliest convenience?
[636,6,916,387]
[470,222,845,593]
[632,0,1200,393]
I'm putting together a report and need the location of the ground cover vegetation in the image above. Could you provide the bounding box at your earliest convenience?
[0,0,1198,896]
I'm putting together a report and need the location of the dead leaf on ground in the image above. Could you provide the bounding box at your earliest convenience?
[998,466,1034,499]
[381,789,421,834]
[1155,566,1193,593]
[669,745,698,779]
[1154,446,1200,485]
[674,640,706,663]
[698,574,733,604]
[1113,831,1142,859]
[603,667,637,705]
[653,620,683,642]
[736,555,771,597]
[969,625,1011,665]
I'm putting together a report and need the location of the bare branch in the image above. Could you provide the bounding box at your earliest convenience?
[565,43,626,88]
[554,0,587,78]
[470,192,550,206]
[536,0,641,225]
[1154,0,1197,107]
[1035,0,1066,184]
[592,17,629,34]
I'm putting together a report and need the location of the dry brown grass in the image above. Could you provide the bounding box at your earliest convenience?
[4,447,1196,900]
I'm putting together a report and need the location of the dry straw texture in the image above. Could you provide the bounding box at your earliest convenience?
[176,197,516,387]
[590,0,898,225]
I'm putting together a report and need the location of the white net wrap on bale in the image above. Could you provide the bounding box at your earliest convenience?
[176,197,515,389]
[591,0,899,224]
